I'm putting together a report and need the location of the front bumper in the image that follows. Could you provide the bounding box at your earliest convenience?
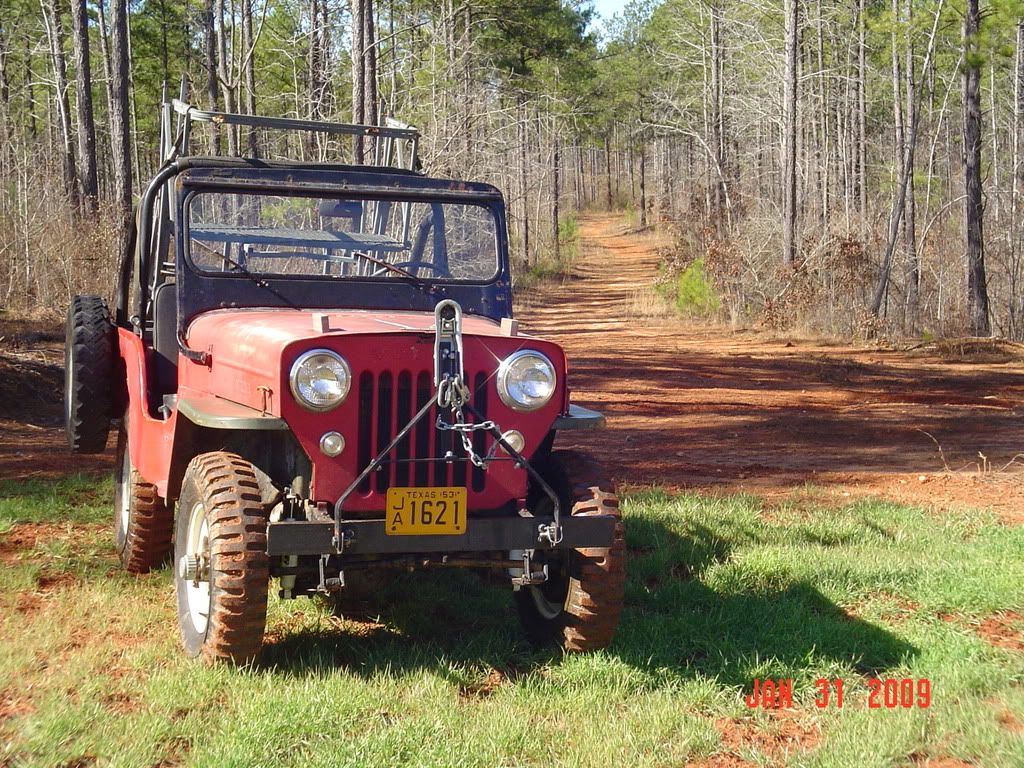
[266,515,617,556]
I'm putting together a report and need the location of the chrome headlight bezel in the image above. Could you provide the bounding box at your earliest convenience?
[496,350,557,412]
[289,349,352,412]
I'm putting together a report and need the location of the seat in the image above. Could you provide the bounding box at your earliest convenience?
[151,281,178,398]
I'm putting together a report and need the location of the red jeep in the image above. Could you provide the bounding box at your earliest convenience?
[64,100,625,663]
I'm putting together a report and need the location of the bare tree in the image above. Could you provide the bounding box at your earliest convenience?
[70,0,98,211]
[781,0,799,266]
[963,0,990,335]
[40,0,78,208]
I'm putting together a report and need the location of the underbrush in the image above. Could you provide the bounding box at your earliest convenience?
[0,174,122,318]
[512,215,581,294]
[1,476,1021,767]
[651,204,1009,342]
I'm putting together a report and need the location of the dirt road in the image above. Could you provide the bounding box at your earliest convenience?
[3,214,1023,520]
[524,214,1024,521]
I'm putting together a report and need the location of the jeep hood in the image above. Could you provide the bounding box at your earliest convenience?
[180,308,559,418]
[187,308,516,353]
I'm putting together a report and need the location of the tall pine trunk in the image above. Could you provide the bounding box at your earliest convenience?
[1011,20,1024,337]
[781,0,799,266]
[350,0,365,162]
[109,0,132,251]
[902,0,919,328]
[70,0,98,212]
[241,0,257,156]
[963,0,990,336]
[203,0,220,154]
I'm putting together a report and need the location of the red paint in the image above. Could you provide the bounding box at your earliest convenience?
[118,328,177,497]
[122,309,570,511]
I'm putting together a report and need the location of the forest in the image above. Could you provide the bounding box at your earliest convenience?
[0,0,1022,340]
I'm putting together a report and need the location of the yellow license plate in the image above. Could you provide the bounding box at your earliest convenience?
[385,487,467,536]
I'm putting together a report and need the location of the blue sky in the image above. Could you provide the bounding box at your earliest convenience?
[591,0,630,21]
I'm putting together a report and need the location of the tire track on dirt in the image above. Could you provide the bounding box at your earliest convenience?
[521,214,1024,522]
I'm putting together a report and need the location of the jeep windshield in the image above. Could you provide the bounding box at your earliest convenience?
[185,191,499,283]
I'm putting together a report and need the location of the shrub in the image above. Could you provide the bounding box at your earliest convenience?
[675,258,721,316]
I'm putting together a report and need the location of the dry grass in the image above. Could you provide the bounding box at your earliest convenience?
[626,287,675,319]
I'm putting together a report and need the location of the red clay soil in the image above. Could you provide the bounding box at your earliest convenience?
[524,215,1024,523]
[3,216,1024,523]
[972,611,1024,651]
[0,319,113,481]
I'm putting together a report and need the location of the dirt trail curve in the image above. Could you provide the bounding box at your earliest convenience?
[522,214,1024,521]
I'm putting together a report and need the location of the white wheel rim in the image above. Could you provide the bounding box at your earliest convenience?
[184,502,211,634]
[117,451,131,538]
[64,370,72,425]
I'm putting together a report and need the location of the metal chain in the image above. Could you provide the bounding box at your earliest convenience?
[435,374,508,468]
[436,376,471,409]
[437,406,500,468]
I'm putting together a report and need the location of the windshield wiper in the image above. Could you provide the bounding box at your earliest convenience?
[191,238,302,310]
[355,251,436,294]
[219,250,302,311]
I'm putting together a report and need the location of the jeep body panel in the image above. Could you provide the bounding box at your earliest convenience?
[119,308,571,510]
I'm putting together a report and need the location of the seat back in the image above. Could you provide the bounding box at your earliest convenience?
[152,281,178,396]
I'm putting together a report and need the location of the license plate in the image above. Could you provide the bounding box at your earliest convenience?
[385,487,467,536]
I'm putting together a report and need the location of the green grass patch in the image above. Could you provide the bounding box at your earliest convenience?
[0,473,111,532]
[0,480,1021,766]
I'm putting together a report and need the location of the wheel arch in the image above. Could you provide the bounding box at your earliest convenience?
[166,416,308,505]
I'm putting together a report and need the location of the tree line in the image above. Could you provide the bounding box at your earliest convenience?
[0,0,1019,340]
[630,0,1018,338]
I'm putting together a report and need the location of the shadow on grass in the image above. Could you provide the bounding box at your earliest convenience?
[259,515,917,688]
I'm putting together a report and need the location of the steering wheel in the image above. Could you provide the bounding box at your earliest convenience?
[392,260,450,278]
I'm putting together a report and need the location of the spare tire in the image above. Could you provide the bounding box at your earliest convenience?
[65,295,116,453]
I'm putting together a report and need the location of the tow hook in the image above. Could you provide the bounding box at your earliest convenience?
[537,522,563,548]
[178,554,208,586]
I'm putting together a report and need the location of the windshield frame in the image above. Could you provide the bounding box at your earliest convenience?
[181,187,503,286]
[170,165,514,329]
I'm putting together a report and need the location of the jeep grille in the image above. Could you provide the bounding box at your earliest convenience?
[356,370,490,494]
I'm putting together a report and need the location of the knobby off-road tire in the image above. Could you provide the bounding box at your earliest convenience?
[114,421,173,573]
[516,450,626,652]
[64,295,116,453]
[175,452,269,664]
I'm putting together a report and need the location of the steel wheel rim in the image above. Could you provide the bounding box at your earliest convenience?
[184,502,211,634]
[528,556,569,621]
[529,586,565,620]
[63,352,72,427]
[117,449,131,540]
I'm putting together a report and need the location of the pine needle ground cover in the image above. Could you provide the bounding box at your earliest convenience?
[1,476,1021,767]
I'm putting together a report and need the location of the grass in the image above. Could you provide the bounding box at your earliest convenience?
[1,476,1022,767]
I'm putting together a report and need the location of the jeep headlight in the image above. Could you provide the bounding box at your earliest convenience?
[289,350,351,412]
[497,350,557,412]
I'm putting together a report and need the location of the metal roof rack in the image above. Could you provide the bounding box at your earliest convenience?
[140,80,424,326]
[160,79,419,172]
